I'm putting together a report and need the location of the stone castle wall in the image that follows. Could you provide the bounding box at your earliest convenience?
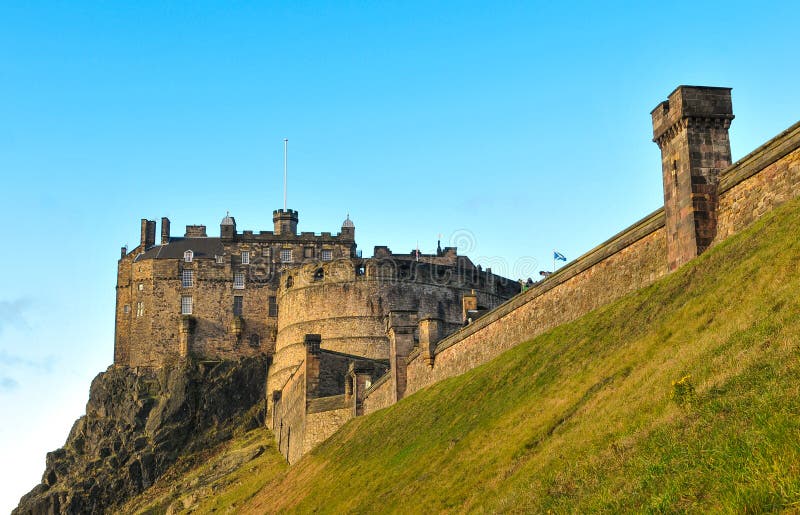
[114,215,355,368]
[304,405,351,456]
[266,257,516,415]
[716,121,800,241]
[381,117,800,403]
[400,212,668,400]
[362,373,393,415]
[273,363,306,464]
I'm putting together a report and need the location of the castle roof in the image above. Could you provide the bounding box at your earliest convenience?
[220,212,235,226]
[342,214,354,228]
[135,238,225,261]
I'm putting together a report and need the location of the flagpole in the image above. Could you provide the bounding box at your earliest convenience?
[283,138,288,210]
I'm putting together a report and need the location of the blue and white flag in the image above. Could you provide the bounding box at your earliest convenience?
[553,251,567,262]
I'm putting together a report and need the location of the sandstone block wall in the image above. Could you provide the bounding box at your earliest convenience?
[716,121,800,241]
[304,406,352,456]
[362,373,393,415]
[115,212,356,369]
[273,363,305,464]
[403,213,668,396]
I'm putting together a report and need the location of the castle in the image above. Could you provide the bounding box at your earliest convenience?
[115,85,800,464]
[114,207,521,460]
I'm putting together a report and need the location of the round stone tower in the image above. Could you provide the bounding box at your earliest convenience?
[265,255,516,422]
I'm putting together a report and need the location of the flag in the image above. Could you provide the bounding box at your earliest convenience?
[554,251,566,261]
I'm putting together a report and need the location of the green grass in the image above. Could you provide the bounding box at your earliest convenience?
[237,197,800,513]
[118,427,288,514]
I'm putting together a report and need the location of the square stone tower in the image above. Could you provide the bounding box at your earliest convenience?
[652,86,734,270]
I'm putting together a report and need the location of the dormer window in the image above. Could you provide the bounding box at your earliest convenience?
[184,250,194,263]
[241,251,250,265]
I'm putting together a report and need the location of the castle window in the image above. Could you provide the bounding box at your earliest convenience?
[280,249,292,263]
[241,251,250,265]
[184,250,193,263]
[123,304,130,315]
[268,296,278,317]
[286,276,294,288]
[356,264,366,276]
[215,254,224,264]
[234,272,245,289]
[181,296,193,315]
[182,269,194,288]
[136,302,144,317]
[314,268,324,281]
[138,283,144,291]
[249,334,260,348]
[233,295,243,316]
[321,249,332,261]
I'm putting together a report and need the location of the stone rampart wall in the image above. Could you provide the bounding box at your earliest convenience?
[273,364,305,464]
[362,373,393,415]
[304,406,352,456]
[716,121,800,241]
[403,211,668,396]
[395,119,800,400]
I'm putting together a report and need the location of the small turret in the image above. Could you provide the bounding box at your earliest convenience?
[220,212,236,241]
[273,209,298,236]
[341,213,355,241]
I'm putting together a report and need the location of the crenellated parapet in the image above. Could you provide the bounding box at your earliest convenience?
[279,254,518,298]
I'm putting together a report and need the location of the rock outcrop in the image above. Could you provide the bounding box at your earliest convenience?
[14,356,268,515]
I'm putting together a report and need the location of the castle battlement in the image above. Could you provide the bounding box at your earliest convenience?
[277,255,517,298]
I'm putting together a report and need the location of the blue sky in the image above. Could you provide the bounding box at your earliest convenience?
[1,1,799,510]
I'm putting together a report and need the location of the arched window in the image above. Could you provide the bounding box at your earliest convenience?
[286,275,294,288]
[184,250,194,263]
[313,268,324,281]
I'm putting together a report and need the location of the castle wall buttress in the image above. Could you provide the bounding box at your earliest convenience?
[651,86,734,270]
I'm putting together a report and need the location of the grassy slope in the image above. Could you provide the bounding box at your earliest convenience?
[239,198,800,513]
[118,427,287,514]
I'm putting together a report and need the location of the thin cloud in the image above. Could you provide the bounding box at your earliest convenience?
[0,376,19,392]
[0,298,32,334]
[0,351,57,373]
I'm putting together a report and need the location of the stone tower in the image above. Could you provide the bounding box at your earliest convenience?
[273,209,298,236]
[652,86,734,270]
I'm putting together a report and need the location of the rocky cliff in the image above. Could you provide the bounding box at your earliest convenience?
[14,356,268,515]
